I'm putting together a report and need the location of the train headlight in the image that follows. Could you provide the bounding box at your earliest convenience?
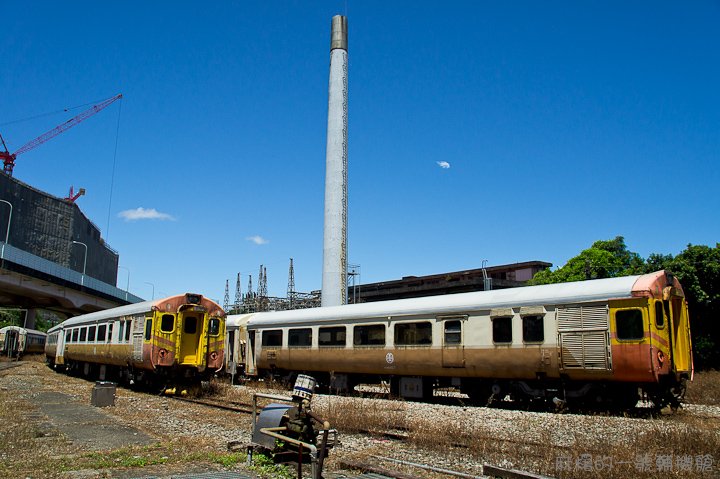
[186,294,202,304]
[209,351,218,361]
[159,348,168,358]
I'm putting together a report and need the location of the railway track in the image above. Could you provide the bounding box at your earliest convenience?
[168,396,257,414]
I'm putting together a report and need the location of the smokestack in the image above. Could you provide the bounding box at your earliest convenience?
[321,15,348,307]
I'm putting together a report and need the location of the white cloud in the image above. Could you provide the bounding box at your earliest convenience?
[118,207,175,221]
[436,161,451,169]
[246,235,269,245]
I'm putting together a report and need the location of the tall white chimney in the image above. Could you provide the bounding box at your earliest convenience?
[321,15,348,307]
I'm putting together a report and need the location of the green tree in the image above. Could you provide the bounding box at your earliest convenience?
[529,236,645,285]
[0,309,21,329]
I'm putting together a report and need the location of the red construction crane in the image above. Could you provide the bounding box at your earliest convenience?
[0,93,122,176]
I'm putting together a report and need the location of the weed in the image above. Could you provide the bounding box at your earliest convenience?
[248,452,294,479]
[208,452,245,467]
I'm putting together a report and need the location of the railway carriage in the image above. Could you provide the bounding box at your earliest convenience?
[0,326,47,357]
[48,293,225,390]
[230,271,692,408]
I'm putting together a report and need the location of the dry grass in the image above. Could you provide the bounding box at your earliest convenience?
[685,370,720,406]
[207,377,720,478]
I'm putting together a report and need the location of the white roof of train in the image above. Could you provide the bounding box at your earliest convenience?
[60,299,159,328]
[0,326,47,336]
[241,274,646,328]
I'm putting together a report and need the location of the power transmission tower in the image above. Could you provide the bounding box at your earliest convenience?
[223,279,230,311]
[288,258,296,308]
[234,273,242,311]
[258,265,268,298]
[247,275,253,299]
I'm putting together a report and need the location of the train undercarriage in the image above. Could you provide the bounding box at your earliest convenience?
[254,368,688,411]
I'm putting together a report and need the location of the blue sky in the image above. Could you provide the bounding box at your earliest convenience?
[1,2,718,303]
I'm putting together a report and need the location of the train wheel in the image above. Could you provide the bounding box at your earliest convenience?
[461,380,492,405]
[389,377,400,398]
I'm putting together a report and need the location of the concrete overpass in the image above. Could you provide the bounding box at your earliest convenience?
[0,241,143,326]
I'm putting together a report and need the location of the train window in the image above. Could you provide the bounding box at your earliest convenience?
[395,322,432,346]
[492,317,512,344]
[262,330,283,347]
[184,317,198,335]
[354,324,385,346]
[118,321,125,342]
[125,322,132,341]
[65,330,71,342]
[97,324,106,342]
[616,309,644,340]
[88,326,96,342]
[444,320,462,345]
[654,302,665,328]
[79,327,87,342]
[144,319,152,341]
[522,315,544,343]
[161,314,175,333]
[319,326,346,346]
[289,328,312,347]
[107,323,113,343]
[71,329,79,343]
[208,318,220,336]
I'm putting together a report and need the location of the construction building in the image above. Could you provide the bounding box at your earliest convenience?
[0,173,119,284]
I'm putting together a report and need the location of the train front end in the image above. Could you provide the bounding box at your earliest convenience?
[144,293,226,390]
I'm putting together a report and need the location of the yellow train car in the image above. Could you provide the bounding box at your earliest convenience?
[48,293,225,390]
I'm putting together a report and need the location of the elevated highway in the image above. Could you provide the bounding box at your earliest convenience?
[0,241,143,325]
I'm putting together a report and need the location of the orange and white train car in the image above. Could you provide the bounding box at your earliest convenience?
[232,270,692,408]
[46,293,225,389]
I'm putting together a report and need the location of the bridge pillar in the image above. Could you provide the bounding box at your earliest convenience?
[23,308,37,330]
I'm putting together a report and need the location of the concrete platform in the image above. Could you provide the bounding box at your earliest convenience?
[31,390,154,450]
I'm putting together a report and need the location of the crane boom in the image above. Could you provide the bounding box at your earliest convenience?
[1,93,122,176]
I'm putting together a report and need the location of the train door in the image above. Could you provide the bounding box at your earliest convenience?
[5,329,19,357]
[650,300,671,378]
[244,328,258,376]
[441,317,465,368]
[665,291,693,376]
[226,330,236,375]
[178,313,202,365]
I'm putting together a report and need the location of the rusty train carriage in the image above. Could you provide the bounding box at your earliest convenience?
[227,271,692,408]
[46,293,226,388]
[0,326,47,357]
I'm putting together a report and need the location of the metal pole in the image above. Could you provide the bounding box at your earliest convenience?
[118,266,130,300]
[0,199,12,261]
[144,281,155,300]
[72,241,87,286]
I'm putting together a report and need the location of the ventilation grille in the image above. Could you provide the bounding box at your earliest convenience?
[557,305,608,331]
[557,304,611,370]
